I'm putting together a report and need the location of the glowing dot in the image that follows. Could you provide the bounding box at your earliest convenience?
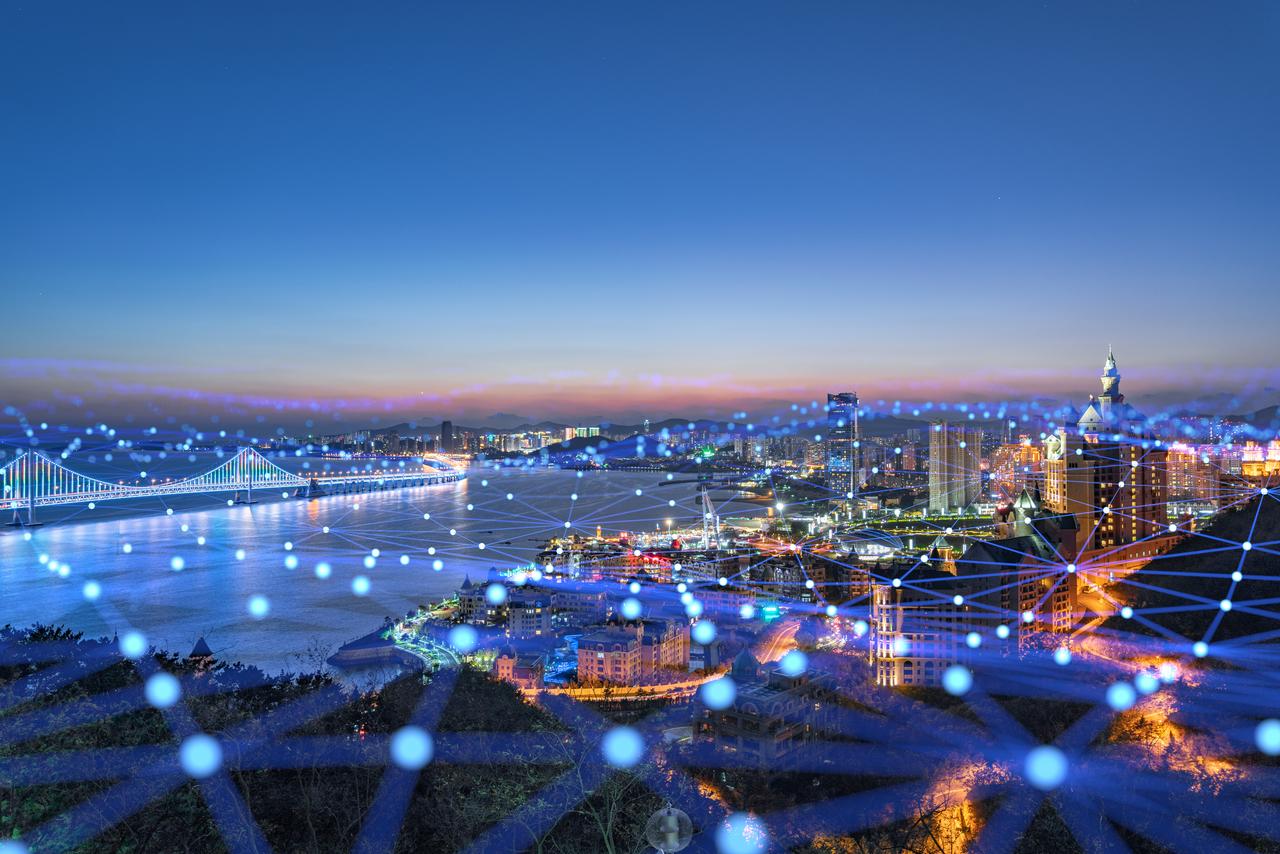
[448,624,478,652]
[1193,641,1209,658]
[196,536,206,546]
[621,597,643,620]
[422,513,431,520]
[628,581,641,594]
[1220,599,1232,612]
[506,493,513,500]
[82,581,101,601]
[428,547,436,555]
[169,556,185,571]
[315,562,332,579]
[478,542,486,550]
[739,603,756,620]
[120,631,146,659]
[1255,719,1280,755]
[432,559,444,571]
[1053,646,1072,666]
[1024,745,1068,790]
[122,543,133,554]
[247,595,270,619]
[1134,670,1159,694]
[390,725,434,769]
[1243,542,1252,551]
[284,555,299,570]
[166,509,173,516]
[1022,610,1034,623]
[1168,523,1177,533]
[853,619,868,636]
[716,813,769,854]
[363,556,376,569]
[284,541,294,551]
[779,650,807,677]
[601,726,645,768]
[1158,662,1178,683]
[352,575,371,596]
[145,672,182,708]
[952,595,964,606]
[1120,606,1133,619]
[965,632,981,649]
[942,665,972,696]
[1106,682,1137,711]
[485,583,507,605]
[996,624,1010,639]
[701,676,736,710]
[1232,570,1243,582]
[466,503,474,511]
[322,526,330,533]
[635,489,643,496]
[1067,563,1076,573]
[775,502,785,512]
[891,578,901,588]
[826,604,837,616]
[179,734,222,778]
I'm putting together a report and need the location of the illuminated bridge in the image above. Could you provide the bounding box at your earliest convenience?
[0,448,465,525]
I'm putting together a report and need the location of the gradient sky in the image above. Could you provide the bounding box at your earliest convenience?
[3,2,1278,423]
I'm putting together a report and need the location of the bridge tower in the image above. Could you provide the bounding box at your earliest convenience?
[5,452,43,528]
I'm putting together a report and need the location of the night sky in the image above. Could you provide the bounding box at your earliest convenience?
[4,2,1278,422]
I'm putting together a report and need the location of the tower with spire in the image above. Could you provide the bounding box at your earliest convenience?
[1077,348,1141,435]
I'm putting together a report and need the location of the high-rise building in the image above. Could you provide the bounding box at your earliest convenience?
[826,392,859,503]
[1042,350,1168,567]
[927,423,984,514]
[440,420,454,453]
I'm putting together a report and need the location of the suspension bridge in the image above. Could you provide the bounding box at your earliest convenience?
[0,448,465,525]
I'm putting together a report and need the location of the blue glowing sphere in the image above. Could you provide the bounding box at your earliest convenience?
[448,625,478,652]
[692,620,717,646]
[778,650,807,677]
[1024,745,1068,790]
[1256,719,1280,755]
[1134,670,1159,694]
[942,665,972,696]
[1106,682,1137,711]
[119,631,147,659]
[620,597,643,620]
[145,672,182,708]
[602,726,645,768]
[352,575,371,596]
[1053,646,1072,666]
[0,840,29,854]
[715,812,769,854]
[390,725,434,769]
[179,734,223,778]
[247,595,270,619]
[701,677,736,710]
[486,583,508,605]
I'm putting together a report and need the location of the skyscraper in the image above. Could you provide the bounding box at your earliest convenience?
[1042,350,1168,566]
[927,423,984,514]
[826,392,859,505]
[440,420,454,453]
